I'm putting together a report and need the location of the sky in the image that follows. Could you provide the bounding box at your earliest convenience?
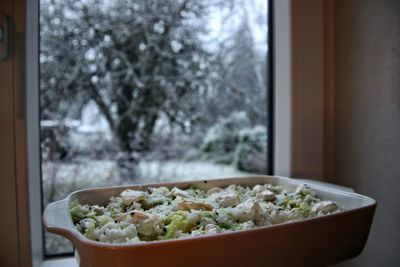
[205,0,269,53]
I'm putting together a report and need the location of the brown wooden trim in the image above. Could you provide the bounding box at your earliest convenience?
[290,0,325,180]
[323,0,336,182]
[14,0,33,265]
[290,0,298,177]
[0,0,32,266]
[0,1,21,266]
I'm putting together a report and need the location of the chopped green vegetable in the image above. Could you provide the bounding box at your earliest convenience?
[70,183,340,244]
[165,213,194,239]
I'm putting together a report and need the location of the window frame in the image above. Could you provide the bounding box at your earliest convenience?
[20,0,328,265]
[26,0,45,265]
[27,0,276,264]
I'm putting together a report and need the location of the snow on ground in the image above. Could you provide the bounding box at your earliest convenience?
[42,159,252,204]
[137,160,251,183]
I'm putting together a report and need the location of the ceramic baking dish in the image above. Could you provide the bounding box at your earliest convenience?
[43,176,376,267]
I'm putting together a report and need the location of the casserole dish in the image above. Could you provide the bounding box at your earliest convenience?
[43,176,376,267]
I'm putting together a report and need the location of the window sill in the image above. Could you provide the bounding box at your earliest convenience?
[40,257,78,267]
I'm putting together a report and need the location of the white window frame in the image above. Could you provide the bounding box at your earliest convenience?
[2,0,329,266]
[26,0,45,265]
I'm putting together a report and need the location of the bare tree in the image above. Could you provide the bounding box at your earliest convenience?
[40,0,268,180]
[41,0,213,180]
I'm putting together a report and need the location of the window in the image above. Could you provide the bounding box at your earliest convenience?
[38,0,272,258]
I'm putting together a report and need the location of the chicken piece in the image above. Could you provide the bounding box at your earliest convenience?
[130,210,151,223]
[114,210,150,223]
[130,210,164,237]
[207,187,223,195]
[114,213,132,223]
[229,200,262,223]
[257,189,276,201]
[93,206,104,215]
[226,184,237,192]
[218,192,240,207]
[204,224,219,234]
[304,194,316,204]
[120,189,146,206]
[177,200,213,211]
[149,186,170,196]
[171,187,190,198]
[312,201,337,214]
[253,185,264,193]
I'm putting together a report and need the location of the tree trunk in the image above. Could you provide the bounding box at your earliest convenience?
[114,84,139,182]
[116,151,139,183]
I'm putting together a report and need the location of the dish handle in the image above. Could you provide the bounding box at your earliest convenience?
[43,198,76,240]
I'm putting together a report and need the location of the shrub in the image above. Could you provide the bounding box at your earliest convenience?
[201,112,250,164]
[234,125,267,173]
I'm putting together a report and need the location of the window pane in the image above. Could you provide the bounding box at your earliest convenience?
[40,0,270,255]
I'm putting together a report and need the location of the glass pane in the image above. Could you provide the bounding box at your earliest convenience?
[40,0,270,255]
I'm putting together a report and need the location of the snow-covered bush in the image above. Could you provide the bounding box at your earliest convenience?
[201,112,250,164]
[233,125,267,173]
